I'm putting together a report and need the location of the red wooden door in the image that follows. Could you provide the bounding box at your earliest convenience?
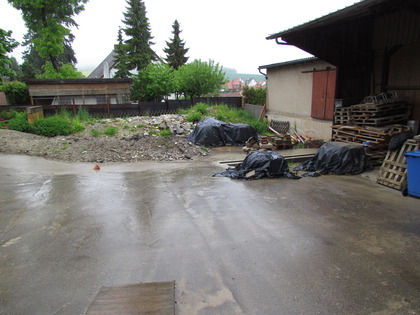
[311,70,336,120]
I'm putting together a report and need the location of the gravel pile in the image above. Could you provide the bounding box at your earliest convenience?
[0,114,210,163]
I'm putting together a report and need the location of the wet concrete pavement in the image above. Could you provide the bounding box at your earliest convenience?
[0,151,419,314]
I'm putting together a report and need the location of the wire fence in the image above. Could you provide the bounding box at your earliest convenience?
[2,97,243,118]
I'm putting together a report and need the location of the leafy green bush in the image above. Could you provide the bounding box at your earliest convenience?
[71,117,85,133]
[242,86,266,106]
[7,112,34,133]
[58,108,72,121]
[159,129,171,137]
[0,110,18,121]
[0,81,30,105]
[104,126,118,136]
[192,103,208,115]
[34,116,73,137]
[185,111,202,123]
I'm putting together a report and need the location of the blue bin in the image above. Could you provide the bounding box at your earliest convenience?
[404,150,420,197]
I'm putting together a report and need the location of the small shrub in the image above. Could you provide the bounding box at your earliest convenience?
[76,106,90,122]
[8,112,34,133]
[90,128,101,137]
[104,126,118,136]
[242,86,266,106]
[246,120,269,134]
[159,129,171,137]
[34,116,73,137]
[177,108,189,115]
[0,110,18,121]
[58,108,72,121]
[185,111,202,123]
[71,117,85,133]
[192,103,208,115]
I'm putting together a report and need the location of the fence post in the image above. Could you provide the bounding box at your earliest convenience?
[72,98,76,115]
[106,96,110,115]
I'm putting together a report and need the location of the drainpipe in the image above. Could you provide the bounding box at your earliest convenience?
[258,67,267,80]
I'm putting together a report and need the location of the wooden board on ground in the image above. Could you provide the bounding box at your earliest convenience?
[84,281,175,315]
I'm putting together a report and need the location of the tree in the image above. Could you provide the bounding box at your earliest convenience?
[36,62,84,79]
[113,27,131,78]
[0,28,19,79]
[120,0,156,72]
[176,59,227,99]
[131,62,176,102]
[8,0,88,73]
[164,20,189,70]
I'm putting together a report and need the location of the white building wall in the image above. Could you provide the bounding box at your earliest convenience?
[266,59,334,141]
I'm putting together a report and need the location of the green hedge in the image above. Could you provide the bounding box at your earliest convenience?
[0,81,30,105]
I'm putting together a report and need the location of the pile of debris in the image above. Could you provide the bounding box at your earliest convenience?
[243,135,293,152]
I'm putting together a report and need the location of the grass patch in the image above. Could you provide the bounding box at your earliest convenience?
[181,103,269,134]
[104,126,118,136]
[90,128,101,137]
[159,129,171,137]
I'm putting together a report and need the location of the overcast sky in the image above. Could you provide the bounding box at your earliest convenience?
[0,0,358,74]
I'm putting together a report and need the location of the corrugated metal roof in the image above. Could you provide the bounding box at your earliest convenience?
[259,57,319,70]
[266,0,383,40]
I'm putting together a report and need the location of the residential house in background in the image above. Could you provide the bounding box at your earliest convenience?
[245,78,257,87]
[259,57,336,140]
[88,51,117,79]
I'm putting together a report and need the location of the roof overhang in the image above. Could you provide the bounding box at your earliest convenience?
[266,0,420,67]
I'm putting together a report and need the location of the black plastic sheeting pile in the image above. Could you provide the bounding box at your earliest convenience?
[293,142,372,175]
[214,150,300,180]
[188,117,257,147]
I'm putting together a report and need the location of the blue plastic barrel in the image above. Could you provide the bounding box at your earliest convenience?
[404,150,420,197]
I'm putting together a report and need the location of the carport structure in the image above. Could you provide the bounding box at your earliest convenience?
[266,0,420,122]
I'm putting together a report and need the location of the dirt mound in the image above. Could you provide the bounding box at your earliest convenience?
[0,115,210,163]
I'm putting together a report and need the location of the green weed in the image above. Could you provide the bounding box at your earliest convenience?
[159,129,171,137]
[90,129,101,137]
[104,126,118,136]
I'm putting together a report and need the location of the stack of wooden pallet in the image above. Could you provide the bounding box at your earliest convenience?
[334,102,411,126]
[267,134,293,149]
[334,107,352,125]
[331,124,409,165]
[377,137,420,191]
[350,102,410,126]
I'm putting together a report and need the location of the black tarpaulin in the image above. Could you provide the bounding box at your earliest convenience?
[214,150,300,180]
[293,142,371,175]
[188,117,257,147]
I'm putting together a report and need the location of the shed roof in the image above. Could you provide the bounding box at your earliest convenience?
[267,0,382,40]
[259,57,319,70]
[26,78,132,85]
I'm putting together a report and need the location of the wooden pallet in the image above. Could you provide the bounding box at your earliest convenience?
[352,113,409,126]
[377,138,420,190]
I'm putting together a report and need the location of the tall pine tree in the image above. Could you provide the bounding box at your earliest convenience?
[164,20,189,70]
[113,27,130,78]
[120,0,155,72]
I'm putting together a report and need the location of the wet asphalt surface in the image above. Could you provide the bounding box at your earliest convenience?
[0,151,419,315]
